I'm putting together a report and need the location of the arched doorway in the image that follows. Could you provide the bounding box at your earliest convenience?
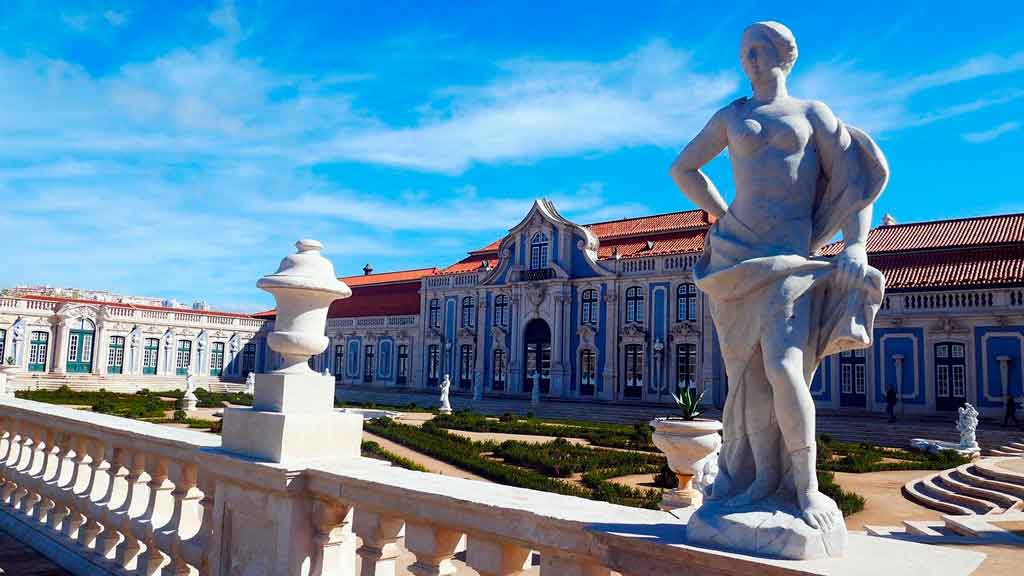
[66,317,96,373]
[523,319,551,394]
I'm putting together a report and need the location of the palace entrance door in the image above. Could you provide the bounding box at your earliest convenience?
[523,319,551,394]
[66,318,96,373]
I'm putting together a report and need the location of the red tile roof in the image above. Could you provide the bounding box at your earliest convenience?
[585,209,712,240]
[328,281,422,318]
[820,212,1024,255]
[340,267,438,287]
[873,244,1024,290]
[18,294,261,318]
[598,229,708,260]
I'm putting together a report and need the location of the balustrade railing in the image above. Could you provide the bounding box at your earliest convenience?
[0,396,769,576]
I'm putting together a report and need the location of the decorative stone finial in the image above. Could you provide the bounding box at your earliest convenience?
[882,213,897,226]
[257,239,351,374]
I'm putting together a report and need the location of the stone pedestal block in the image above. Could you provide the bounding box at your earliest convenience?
[222,373,362,463]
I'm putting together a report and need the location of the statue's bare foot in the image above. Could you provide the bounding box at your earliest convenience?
[797,490,841,532]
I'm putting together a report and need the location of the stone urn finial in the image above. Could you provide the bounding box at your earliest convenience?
[257,239,352,374]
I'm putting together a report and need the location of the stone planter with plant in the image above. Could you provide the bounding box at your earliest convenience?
[649,388,722,510]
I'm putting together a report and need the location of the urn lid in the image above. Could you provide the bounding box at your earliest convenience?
[256,239,352,298]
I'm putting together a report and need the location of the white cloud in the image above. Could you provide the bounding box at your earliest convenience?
[320,40,739,174]
[791,52,1024,134]
[103,10,127,26]
[962,121,1021,143]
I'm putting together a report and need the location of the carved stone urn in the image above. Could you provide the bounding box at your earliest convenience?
[257,239,352,373]
[650,418,722,510]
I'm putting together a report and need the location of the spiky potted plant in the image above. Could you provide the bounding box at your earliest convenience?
[649,387,722,509]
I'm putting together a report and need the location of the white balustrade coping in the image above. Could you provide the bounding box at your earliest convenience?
[0,397,986,575]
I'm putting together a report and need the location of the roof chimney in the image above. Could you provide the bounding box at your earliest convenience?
[882,213,897,226]
[362,263,374,276]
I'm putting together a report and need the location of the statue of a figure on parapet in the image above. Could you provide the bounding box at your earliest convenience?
[669,20,888,560]
[245,371,255,395]
[439,374,453,414]
[957,403,979,451]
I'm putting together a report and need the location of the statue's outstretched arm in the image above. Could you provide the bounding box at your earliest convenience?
[669,108,730,218]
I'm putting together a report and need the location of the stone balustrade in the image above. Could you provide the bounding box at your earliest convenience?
[0,396,986,575]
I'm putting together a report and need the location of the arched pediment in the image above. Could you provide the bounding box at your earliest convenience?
[56,303,99,322]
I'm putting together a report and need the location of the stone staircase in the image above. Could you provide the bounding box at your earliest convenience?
[985,438,1024,457]
[864,510,1024,547]
[902,457,1024,516]
[6,372,245,394]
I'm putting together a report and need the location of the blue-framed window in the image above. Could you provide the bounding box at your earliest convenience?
[429,299,441,328]
[625,286,645,324]
[530,233,549,270]
[581,289,598,325]
[494,295,508,327]
[677,283,697,322]
[462,297,475,328]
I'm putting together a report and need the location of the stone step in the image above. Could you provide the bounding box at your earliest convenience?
[973,459,1024,487]
[955,464,1024,500]
[938,470,1019,510]
[902,478,975,516]
[902,520,945,537]
[864,525,904,537]
[919,475,1000,514]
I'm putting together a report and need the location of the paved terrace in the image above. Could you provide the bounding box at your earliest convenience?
[335,385,1024,452]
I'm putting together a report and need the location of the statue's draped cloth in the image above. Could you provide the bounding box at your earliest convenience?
[693,124,888,502]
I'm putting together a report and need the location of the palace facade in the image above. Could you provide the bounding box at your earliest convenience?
[316,200,1024,417]
[0,290,268,390]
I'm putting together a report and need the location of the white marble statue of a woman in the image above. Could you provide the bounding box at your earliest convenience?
[669,21,888,559]
[439,374,453,414]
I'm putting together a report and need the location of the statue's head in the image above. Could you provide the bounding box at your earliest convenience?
[740,21,798,84]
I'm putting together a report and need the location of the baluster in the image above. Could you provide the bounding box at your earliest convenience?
[405,522,462,576]
[310,498,355,576]
[115,451,147,571]
[46,431,75,532]
[137,455,173,575]
[193,472,216,575]
[538,551,611,576]
[354,510,404,576]
[33,428,60,524]
[62,434,92,540]
[95,446,129,560]
[165,461,202,576]
[465,536,532,576]
[0,420,21,503]
[11,424,37,510]
[79,438,110,550]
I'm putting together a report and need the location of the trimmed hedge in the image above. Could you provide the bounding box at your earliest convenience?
[156,388,253,408]
[431,411,657,452]
[360,441,429,472]
[817,436,970,473]
[17,386,173,419]
[492,438,664,478]
[818,470,866,516]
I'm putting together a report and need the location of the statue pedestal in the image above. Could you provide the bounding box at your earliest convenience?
[222,372,362,463]
[687,497,847,560]
[178,395,198,411]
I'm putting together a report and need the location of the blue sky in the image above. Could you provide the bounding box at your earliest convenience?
[1,1,1022,311]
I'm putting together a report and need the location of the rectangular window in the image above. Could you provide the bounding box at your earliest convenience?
[493,349,505,391]
[176,340,192,375]
[429,299,440,329]
[580,349,596,396]
[210,341,225,377]
[427,344,440,385]
[334,344,344,376]
[242,342,256,375]
[841,364,852,394]
[624,344,643,398]
[459,345,474,388]
[397,344,409,384]
[675,343,697,395]
[936,365,950,397]
[363,345,374,383]
[952,365,966,397]
[0,329,5,363]
[82,333,94,363]
[29,331,49,372]
[107,336,125,374]
[854,364,865,394]
[144,338,159,374]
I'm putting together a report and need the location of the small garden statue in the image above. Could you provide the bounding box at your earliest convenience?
[957,403,979,451]
[180,368,198,411]
[530,370,541,406]
[0,356,16,398]
[245,371,255,395]
[439,374,452,414]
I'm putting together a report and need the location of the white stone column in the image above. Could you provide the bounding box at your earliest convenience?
[53,321,69,375]
[92,321,107,375]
